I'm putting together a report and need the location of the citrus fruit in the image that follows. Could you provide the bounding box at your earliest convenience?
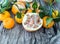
[0,11,10,21]
[3,18,15,29]
[43,16,54,28]
[11,2,25,15]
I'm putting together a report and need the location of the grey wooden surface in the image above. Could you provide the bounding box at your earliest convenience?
[0,0,60,44]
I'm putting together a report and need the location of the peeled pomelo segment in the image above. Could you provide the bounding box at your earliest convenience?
[22,13,43,31]
[17,0,33,2]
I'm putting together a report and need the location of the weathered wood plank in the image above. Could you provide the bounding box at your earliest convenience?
[0,0,60,44]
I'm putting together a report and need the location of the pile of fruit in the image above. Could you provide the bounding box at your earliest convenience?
[0,0,60,31]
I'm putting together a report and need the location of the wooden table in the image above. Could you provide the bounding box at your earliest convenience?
[0,0,60,44]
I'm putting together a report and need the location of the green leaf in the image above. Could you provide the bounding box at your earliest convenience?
[39,12,46,18]
[55,0,60,3]
[4,3,11,10]
[53,17,60,22]
[39,9,49,18]
[0,4,11,13]
[0,7,6,13]
[58,12,60,17]
[46,17,53,26]
[19,9,26,11]
[48,7,53,16]
[2,0,9,7]
[32,1,38,10]
[16,12,22,18]
[39,6,45,10]
[26,2,30,9]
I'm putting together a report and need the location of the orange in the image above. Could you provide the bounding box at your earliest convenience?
[0,11,10,21]
[15,13,24,24]
[11,2,25,15]
[12,5,19,15]
[0,14,4,21]
[43,16,54,28]
[3,18,15,29]
[15,16,22,23]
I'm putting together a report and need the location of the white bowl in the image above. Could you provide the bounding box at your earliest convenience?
[22,13,43,32]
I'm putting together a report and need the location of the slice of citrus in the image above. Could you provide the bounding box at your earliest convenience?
[22,13,43,32]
